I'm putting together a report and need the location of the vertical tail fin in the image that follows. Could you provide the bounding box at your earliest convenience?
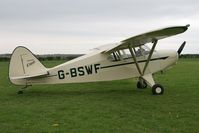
[9,46,48,85]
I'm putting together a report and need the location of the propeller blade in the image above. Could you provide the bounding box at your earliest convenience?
[177,41,186,55]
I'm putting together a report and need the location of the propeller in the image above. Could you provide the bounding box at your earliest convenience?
[177,41,186,55]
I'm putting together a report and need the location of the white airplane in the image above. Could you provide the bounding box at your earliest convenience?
[9,25,190,95]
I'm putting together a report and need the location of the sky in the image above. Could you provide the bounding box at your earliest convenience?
[0,0,198,54]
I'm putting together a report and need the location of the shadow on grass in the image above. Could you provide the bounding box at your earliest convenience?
[13,86,149,98]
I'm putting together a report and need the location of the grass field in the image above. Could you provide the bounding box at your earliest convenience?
[0,59,199,133]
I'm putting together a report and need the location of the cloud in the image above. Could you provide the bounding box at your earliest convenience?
[0,0,198,20]
[0,0,198,54]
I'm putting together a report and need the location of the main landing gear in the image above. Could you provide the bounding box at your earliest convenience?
[137,74,164,95]
[137,81,164,95]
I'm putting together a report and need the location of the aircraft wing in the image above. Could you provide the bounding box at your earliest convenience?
[103,25,190,53]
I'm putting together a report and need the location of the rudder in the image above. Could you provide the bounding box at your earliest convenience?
[9,46,48,85]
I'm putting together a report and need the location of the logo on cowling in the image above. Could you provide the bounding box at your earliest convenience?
[27,59,35,67]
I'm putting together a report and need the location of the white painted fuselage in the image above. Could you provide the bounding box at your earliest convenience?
[27,48,178,85]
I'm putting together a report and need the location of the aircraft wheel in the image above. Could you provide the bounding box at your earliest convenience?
[152,84,164,95]
[17,90,23,94]
[137,80,147,89]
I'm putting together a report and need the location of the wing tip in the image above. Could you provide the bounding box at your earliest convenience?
[186,24,190,28]
[182,24,190,32]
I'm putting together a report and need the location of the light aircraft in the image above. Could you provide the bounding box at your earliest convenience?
[9,25,190,95]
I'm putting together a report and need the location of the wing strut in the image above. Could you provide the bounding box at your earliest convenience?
[128,40,158,76]
[142,40,158,75]
[128,45,143,75]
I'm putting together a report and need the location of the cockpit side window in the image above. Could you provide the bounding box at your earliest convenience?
[107,45,151,61]
[134,47,143,57]
[134,45,151,57]
[141,45,150,55]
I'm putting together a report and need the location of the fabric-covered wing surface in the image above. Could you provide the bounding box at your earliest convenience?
[104,25,190,53]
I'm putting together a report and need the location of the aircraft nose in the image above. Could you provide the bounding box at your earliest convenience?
[158,50,178,59]
[169,50,178,60]
[157,50,179,70]
[167,50,179,66]
[158,50,178,66]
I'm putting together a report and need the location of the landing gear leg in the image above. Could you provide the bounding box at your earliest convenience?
[141,74,164,95]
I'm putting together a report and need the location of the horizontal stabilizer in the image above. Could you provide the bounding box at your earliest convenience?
[10,71,48,80]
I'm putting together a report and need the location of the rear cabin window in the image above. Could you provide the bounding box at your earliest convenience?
[108,49,133,61]
[121,49,132,59]
[108,51,121,61]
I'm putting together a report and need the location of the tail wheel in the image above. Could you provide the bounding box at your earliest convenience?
[137,80,147,89]
[152,84,164,95]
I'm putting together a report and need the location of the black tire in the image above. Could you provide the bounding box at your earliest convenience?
[152,84,164,95]
[137,80,147,89]
[17,90,23,94]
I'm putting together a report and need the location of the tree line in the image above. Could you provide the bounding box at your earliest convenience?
[0,54,199,62]
[0,54,84,61]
